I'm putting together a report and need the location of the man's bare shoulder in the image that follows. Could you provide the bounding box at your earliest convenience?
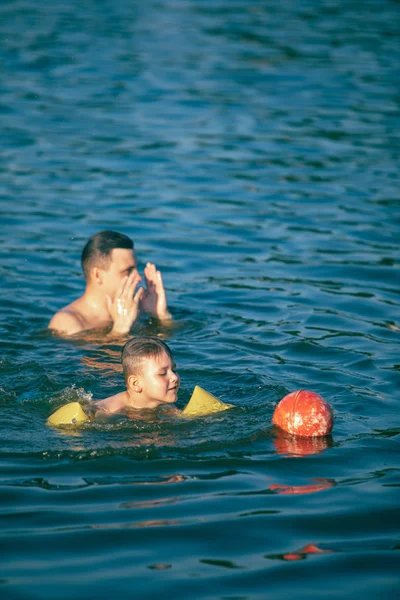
[48,306,85,336]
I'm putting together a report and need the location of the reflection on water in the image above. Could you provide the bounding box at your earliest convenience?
[268,543,333,562]
[90,519,180,530]
[273,428,334,456]
[135,519,180,528]
[81,347,123,374]
[120,494,184,511]
[270,478,336,496]
[132,474,186,486]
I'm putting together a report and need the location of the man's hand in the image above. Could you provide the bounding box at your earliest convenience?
[140,263,171,320]
[107,272,144,335]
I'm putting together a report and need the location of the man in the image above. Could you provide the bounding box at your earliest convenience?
[48,231,171,336]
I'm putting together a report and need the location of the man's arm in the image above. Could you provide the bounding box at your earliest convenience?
[140,263,172,320]
[107,272,144,335]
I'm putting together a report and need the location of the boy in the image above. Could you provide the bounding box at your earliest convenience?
[94,337,180,414]
[49,230,171,336]
[47,337,232,425]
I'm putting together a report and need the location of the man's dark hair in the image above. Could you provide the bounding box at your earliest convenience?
[81,230,133,280]
[121,336,173,383]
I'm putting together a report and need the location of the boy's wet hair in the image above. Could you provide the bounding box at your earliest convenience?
[81,230,133,280]
[121,336,173,382]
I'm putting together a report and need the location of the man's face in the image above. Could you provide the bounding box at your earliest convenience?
[136,351,180,408]
[102,248,140,298]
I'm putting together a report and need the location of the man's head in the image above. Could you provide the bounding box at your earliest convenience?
[121,336,180,407]
[81,231,140,297]
[82,231,134,279]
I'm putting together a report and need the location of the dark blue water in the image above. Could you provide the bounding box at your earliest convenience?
[1,1,399,598]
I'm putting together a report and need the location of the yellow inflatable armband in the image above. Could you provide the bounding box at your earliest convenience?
[47,402,90,427]
[47,387,232,426]
[182,385,233,418]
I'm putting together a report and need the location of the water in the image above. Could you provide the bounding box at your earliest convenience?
[1,0,399,598]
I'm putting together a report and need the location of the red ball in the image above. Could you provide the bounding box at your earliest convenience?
[272,390,333,437]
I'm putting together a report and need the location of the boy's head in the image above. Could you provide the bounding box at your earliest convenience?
[81,230,140,297]
[121,336,173,380]
[121,337,180,408]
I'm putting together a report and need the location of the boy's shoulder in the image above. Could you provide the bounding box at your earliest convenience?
[94,391,129,415]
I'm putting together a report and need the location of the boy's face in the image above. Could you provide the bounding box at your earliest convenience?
[136,351,180,408]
